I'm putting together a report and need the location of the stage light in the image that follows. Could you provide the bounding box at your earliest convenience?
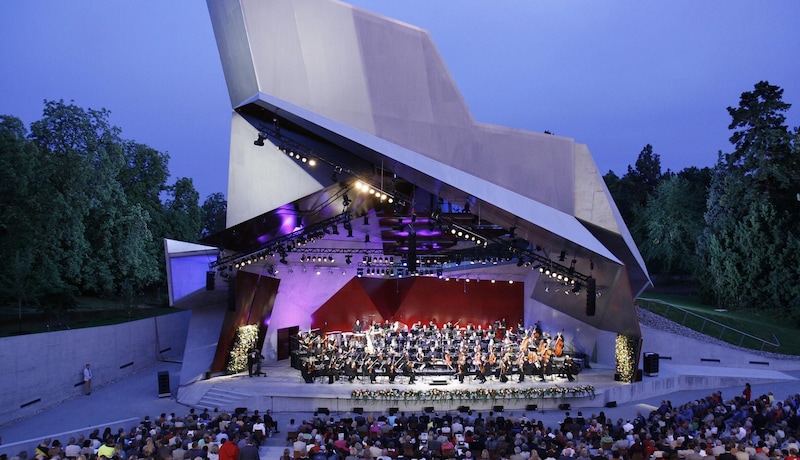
[345,255,352,265]
[363,215,369,225]
[254,133,266,146]
[342,194,351,207]
[559,250,567,262]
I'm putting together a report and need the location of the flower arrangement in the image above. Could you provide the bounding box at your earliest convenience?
[226,324,259,374]
[351,385,595,402]
[615,334,638,383]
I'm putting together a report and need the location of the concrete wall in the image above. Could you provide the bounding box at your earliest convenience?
[640,324,798,371]
[0,310,190,425]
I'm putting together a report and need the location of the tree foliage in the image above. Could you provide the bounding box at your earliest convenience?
[605,82,799,324]
[698,81,800,317]
[640,168,711,276]
[201,192,228,238]
[0,100,216,309]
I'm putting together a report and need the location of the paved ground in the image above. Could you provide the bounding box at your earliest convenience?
[2,360,799,460]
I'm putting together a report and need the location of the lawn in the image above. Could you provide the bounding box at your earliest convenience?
[638,293,800,356]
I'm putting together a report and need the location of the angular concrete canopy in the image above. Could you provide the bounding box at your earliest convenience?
[205,0,651,338]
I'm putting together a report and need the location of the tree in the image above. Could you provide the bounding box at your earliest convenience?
[604,144,669,247]
[164,177,203,242]
[201,192,228,238]
[28,100,125,296]
[699,81,800,316]
[0,116,44,313]
[640,167,710,276]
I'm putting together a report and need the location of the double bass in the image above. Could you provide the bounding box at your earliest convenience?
[554,330,565,357]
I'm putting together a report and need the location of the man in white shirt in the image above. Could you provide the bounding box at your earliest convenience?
[83,364,93,395]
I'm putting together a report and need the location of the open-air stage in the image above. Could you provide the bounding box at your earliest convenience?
[175,358,798,415]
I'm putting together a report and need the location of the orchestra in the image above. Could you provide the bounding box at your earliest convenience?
[291,318,581,384]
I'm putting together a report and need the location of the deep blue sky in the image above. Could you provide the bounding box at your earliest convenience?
[2,1,799,201]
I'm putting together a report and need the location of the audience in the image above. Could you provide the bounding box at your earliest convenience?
[9,390,799,460]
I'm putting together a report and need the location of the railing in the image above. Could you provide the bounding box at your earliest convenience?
[637,297,781,353]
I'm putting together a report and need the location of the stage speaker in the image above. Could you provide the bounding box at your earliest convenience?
[157,371,171,398]
[525,404,538,411]
[227,276,236,311]
[353,407,364,414]
[424,406,434,413]
[558,403,571,411]
[493,405,504,413]
[206,270,215,290]
[586,277,596,316]
[317,407,330,415]
[605,401,617,408]
[408,233,417,273]
[235,407,248,416]
[389,407,399,415]
[643,353,660,376]
[458,406,470,413]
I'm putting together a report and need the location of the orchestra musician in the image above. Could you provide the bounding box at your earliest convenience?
[402,352,417,384]
[387,357,398,383]
[457,353,468,383]
[292,318,578,386]
[474,353,487,383]
[562,354,577,382]
[345,358,359,382]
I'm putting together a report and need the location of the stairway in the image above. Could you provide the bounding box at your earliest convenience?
[194,386,250,412]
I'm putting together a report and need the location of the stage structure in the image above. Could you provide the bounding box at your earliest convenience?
[173,0,650,380]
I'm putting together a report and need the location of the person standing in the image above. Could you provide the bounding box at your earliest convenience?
[218,437,239,460]
[238,437,260,460]
[83,363,93,395]
[743,383,752,402]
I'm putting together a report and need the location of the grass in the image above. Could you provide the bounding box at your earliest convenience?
[638,292,800,356]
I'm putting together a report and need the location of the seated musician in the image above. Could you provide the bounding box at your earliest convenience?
[457,354,468,383]
[474,354,487,383]
[387,358,398,383]
[402,352,416,384]
[345,358,359,382]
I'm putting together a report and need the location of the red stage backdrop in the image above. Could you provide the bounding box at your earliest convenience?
[312,277,523,333]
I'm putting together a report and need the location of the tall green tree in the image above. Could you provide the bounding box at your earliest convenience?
[165,177,203,243]
[699,81,800,317]
[640,167,711,276]
[201,192,228,238]
[0,116,47,312]
[604,144,669,247]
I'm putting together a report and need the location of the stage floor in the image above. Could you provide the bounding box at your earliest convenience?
[174,358,792,416]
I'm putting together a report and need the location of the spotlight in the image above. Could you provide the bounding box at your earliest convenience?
[365,235,370,243]
[345,255,352,265]
[559,250,567,262]
[254,133,266,146]
[331,224,339,235]
[342,194,351,207]
[279,255,288,265]
[363,215,370,225]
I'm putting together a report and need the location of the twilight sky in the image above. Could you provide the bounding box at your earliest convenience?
[1,1,798,201]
